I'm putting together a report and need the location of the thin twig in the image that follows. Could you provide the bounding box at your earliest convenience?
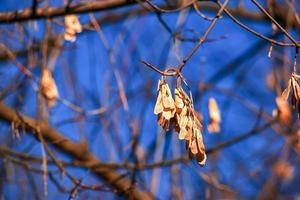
[206,119,277,154]
[177,0,229,72]
[251,0,299,47]
[217,1,297,47]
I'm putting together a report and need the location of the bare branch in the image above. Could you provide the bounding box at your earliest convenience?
[0,101,153,200]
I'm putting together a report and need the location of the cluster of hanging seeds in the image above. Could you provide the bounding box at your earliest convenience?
[282,74,300,118]
[154,79,176,130]
[154,76,206,166]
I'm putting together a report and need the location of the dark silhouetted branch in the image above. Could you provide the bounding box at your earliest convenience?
[0,101,153,200]
[0,0,138,24]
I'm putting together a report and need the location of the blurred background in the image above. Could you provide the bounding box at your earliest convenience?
[0,0,300,199]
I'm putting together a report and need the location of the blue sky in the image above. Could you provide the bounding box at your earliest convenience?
[0,0,299,199]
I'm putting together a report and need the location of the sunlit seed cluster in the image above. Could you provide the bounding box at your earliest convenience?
[154,77,206,166]
[41,69,58,107]
[282,74,300,118]
[154,79,176,130]
[64,15,82,42]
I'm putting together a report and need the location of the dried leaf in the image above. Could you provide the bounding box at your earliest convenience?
[41,69,58,107]
[266,73,276,91]
[273,160,294,182]
[208,98,221,133]
[275,96,291,124]
[64,15,82,42]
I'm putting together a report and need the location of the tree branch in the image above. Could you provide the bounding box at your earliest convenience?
[0,0,267,24]
[0,101,153,200]
[0,0,138,24]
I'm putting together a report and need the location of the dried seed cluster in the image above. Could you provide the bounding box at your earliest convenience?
[273,160,294,182]
[154,79,176,130]
[64,15,82,42]
[41,69,58,107]
[282,75,300,118]
[207,97,221,133]
[273,96,291,125]
[154,77,206,166]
